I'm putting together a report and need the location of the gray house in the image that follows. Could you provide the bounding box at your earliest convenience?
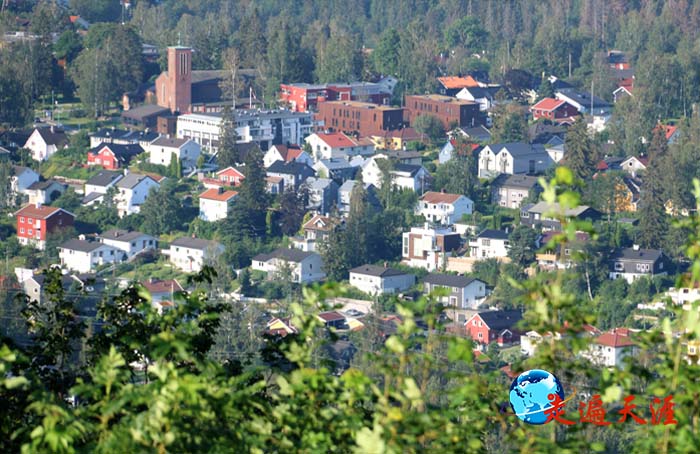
[609,246,671,284]
[305,177,339,215]
[424,274,488,310]
[520,201,601,232]
[337,180,381,214]
[349,264,415,295]
[491,174,540,209]
[267,160,316,191]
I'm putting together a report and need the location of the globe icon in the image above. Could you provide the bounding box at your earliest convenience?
[509,369,565,425]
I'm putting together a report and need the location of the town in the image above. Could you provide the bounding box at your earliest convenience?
[0,1,699,453]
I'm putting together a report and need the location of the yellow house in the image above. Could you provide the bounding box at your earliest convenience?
[371,128,426,150]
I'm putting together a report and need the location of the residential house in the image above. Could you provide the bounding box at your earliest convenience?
[390,164,430,192]
[15,204,75,250]
[263,144,313,168]
[423,273,488,315]
[521,324,600,356]
[87,143,144,170]
[584,328,635,368]
[99,229,157,260]
[455,86,501,111]
[535,231,589,270]
[619,156,648,178]
[141,278,184,303]
[147,136,201,168]
[304,132,374,162]
[266,176,284,194]
[58,238,121,273]
[520,202,602,231]
[114,172,161,217]
[293,214,337,252]
[469,229,510,259]
[19,272,83,305]
[376,150,423,165]
[314,157,363,183]
[614,176,641,212]
[348,264,415,295]
[613,78,634,103]
[404,94,482,130]
[89,128,160,148]
[451,125,492,144]
[265,317,299,337]
[266,160,316,191]
[305,177,338,214]
[437,75,481,96]
[24,126,68,161]
[402,224,462,271]
[416,191,473,226]
[82,170,123,206]
[609,246,670,283]
[252,248,325,284]
[10,166,39,199]
[199,166,246,189]
[370,128,426,151]
[478,143,554,178]
[555,90,612,115]
[317,311,349,330]
[530,97,579,122]
[337,180,381,214]
[168,237,224,272]
[26,180,66,205]
[198,188,238,221]
[438,139,480,164]
[490,174,539,209]
[465,310,523,346]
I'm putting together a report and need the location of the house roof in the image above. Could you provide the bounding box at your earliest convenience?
[27,180,65,191]
[267,160,314,175]
[85,170,123,187]
[471,310,523,330]
[81,192,103,204]
[526,201,596,218]
[12,165,35,177]
[459,125,492,141]
[270,144,304,162]
[316,132,356,148]
[610,247,663,263]
[121,104,170,121]
[150,136,190,148]
[100,229,151,242]
[391,163,424,177]
[461,86,500,99]
[556,91,611,109]
[59,238,106,253]
[306,177,335,191]
[253,248,316,263]
[424,273,480,288]
[318,311,346,322]
[438,76,480,89]
[15,204,73,220]
[199,188,238,201]
[90,143,143,162]
[34,127,68,147]
[303,214,335,232]
[216,166,245,177]
[349,264,410,278]
[485,142,548,158]
[141,278,184,294]
[532,97,565,111]
[595,328,635,348]
[170,237,221,250]
[477,229,510,240]
[115,173,157,190]
[420,191,463,204]
[491,174,539,190]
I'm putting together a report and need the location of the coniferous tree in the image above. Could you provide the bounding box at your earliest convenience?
[564,117,597,182]
[217,106,239,167]
[638,127,669,249]
[344,180,370,268]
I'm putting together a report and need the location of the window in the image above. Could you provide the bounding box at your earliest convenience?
[614,262,624,271]
[482,239,490,246]
[19,217,24,223]
[20,228,24,234]
[477,332,483,339]
[28,229,32,235]
[478,321,483,327]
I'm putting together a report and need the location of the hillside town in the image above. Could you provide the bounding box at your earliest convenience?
[0,1,699,452]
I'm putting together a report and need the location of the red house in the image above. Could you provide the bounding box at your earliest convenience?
[464,310,523,346]
[15,204,75,250]
[87,143,144,170]
[199,166,246,189]
[530,98,579,122]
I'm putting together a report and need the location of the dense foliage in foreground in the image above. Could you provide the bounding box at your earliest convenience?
[1,170,700,453]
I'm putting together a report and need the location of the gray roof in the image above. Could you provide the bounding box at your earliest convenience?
[100,229,151,242]
[492,174,539,190]
[170,237,221,250]
[486,142,548,157]
[150,136,190,148]
[86,170,123,187]
[349,264,411,278]
[391,164,424,176]
[424,273,480,288]
[317,158,357,170]
[59,239,106,253]
[12,165,35,176]
[116,173,156,189]
[460,125,491,141]
[35,127,68,146]
[90,143,143,162]
[611,247,663,263]
[81,192,103,204]
[527,201,595,217]
[477,229,510,240]
[28,180,65,191]
[267,160,315,175]
[121,104,169,120]
[557,90,611,109]
[474,310,523,330]
[253,248,317,263]
[306,177,335,191]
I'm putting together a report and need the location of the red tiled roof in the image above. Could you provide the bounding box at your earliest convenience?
[199,188,238,201]
[619,77,634,91]
[438,76,480,89]
[285,145,304,161]
[318,311,345,322]
[664,125,678,140]
[420,191,463,204]
[595,328,635,348]
[317,132,356,148]
[15,204,73,220]
[141,279,183,294]
[216,166,245,178]
[596,160,609,170]
[303,214,334,232]
[532,97,565,111]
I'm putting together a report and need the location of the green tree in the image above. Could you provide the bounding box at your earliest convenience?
[315,31,362,83]
[537,77,554,99]
[54,31,83,65]
[443,16,488,50]
[490,105,527,143]
[372,28,400,76]
[139,182,185,236]
[237,7,267,68]
[432,149,476,198]
[265,19,311,101]
[637,127,669,249]
[564,117,597,181]
[507,224,538,267]
[412,114,445,146]
[69,0,121,22]
[217,106,239,167]
[278,185,308,236]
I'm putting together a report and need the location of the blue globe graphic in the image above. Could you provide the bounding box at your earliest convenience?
[509,369,565,425]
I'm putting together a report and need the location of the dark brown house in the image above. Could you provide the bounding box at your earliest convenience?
[404,94,482,129]
[316,101,404,137]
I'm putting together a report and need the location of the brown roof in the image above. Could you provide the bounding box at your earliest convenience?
[531,97,565,111]
[316,132,356,148]
[141,279,184,294]
[437,76,480,89]
[15,204,73,220]
[302,214,334,232]
[595,328,635,348]
[420,191,463,204]
[199,188,238,201]
[317,311,345,322]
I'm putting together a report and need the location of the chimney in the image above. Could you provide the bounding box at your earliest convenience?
[384,261,388,268]
[191,233,195,238]
[218,187,224,194]
[441,188,446,193]
[50,125,55,134]
[35,201,41,208]
[633,244,640,251]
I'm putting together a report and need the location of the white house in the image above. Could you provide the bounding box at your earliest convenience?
[455,86,500,111]
[147,137,201,168]
[348,264,415,296]
[401,225,462,271]
[114,172,161,217]
[24,127,68,161]
[305,132,374,162]
[99,229,157,260]
[10,165,39,198]
[263,144,313,168]
[26,180,67,205]
[251,248,325,284]
[469,229,510,259]
[478,143,554,179]
[416,191,473,226]
[583,328,635,368]
[198,188,238,221]
[58,239,121,273]
[359,156,385,188]
[391,164,430,192]
[82,170,124,205]
[423,274,488,314]
[167,237,224,272]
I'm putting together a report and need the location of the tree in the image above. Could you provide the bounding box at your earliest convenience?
[318,225,349,281]
[278,185,308,236]
[508,225,539,267]
[238,268,252,296]
[432,146,476,198]
[69,0,121,22]
[443,16,488,50]
[344,180,371,268]
[412,114,445,146]
[490,105,527,143]
[537,77,555,99]
[564,117,597,181]
[265,19,311,101]
[139,183,185,236]
[637,127,669,249]
[315,31,362,83]
[372,28,400,76]
[237,8,267,68]
[217,106,239,167]
[219,47,243,106]
[54,31,83,65]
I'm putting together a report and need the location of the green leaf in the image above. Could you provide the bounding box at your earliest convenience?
[555,167,574,186]
[385,336,405,354]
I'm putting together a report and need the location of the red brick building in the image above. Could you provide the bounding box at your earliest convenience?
[465,310,523,346]
[87,143,144,170]
[15,204,75,250]
[530,98,579,121]
[316,101,404,137]
[155,46,192,114]
[404,94,481,130]
[280,82,392,112]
